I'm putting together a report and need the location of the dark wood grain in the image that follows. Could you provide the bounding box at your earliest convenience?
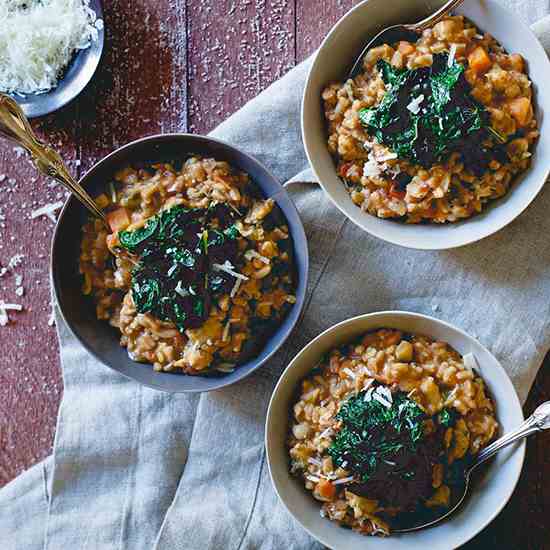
[187,0,295,133]
[0,0,188,485]
[1,1,549,548]
[0,107,76,484]
[296,0,356,59]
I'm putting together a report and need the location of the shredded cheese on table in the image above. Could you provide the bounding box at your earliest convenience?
[0,0,103,94]
[30,201,63,222]
[0,301,23,326]
[7,253,24,269]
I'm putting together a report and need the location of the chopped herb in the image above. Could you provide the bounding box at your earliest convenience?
[223,224,240,240]
[438,408,458,427]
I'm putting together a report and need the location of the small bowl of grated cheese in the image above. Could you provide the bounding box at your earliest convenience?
[0,0,104,118]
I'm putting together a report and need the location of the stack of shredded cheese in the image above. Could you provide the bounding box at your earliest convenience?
[0,0,103,94]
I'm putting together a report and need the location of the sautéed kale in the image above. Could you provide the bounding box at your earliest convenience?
[359,53,495,172]
[118,204,241,332]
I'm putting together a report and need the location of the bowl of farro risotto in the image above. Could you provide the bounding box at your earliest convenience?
[302,0,550,249]
[266,311,524,549]
[51,134,308,392]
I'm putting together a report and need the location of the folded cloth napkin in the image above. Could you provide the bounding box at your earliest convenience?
[2,5,550,550]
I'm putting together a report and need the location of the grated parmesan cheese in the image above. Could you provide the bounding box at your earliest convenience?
[30,201,63,222]
[448,43,458,66]
[222,320,231,342]
[244,249,270,265]
[362,377,375,391]
[372,392,392,409]
[306,475,321,483]
[333,476,354,485]
[174,280,190,298]
[363,156,383,178]
[407,94,425,115]
[229,277,242,299]
[0,301,23,326]
[215,363,236,373]
[342,367,356,380]
[307,457,323,467]
[0,0,103,94]
[212,261,249,281]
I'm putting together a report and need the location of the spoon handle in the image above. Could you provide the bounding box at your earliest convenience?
[406,0,466,33]
[470,401,550,471]
[0,93,106,223]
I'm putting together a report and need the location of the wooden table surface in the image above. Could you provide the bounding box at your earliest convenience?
[1,1,549,547]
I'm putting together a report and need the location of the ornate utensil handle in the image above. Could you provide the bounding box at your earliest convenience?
[470,401,550,471]
[406,0,466,33]
[0,93,106,223]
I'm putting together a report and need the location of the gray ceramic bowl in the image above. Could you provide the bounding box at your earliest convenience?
[266,311,524,549]
[51,134,309,392]
[8,0,104,118]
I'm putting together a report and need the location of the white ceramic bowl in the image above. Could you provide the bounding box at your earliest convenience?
[302,0,550,250]
[266,311,524,549]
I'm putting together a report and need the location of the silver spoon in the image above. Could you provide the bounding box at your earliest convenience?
[348,0,466,78]
[393,401,550,533]
[0,93,106,223]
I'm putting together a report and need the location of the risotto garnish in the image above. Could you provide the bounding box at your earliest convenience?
[288,329,498,536]
[79,156,296,375]
[323,16,539,223]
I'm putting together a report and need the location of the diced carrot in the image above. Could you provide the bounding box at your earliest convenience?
[338,162,353,178]
[507,97,532,127]
[468,46,492,74]
[94,193,110,209]
[388,183,406,200]
[397,41,415,56]
[316,479,336,501]
[106,207,130,233]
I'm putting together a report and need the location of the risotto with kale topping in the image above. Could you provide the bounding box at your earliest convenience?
[323,16,539,223]
[288,329,498,536]
[79,156,296,375]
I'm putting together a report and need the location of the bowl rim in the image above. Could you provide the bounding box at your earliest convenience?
[301,0,550,250]
[50,132,309,393]
[265,310,525,548]
[7,0,105,119]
